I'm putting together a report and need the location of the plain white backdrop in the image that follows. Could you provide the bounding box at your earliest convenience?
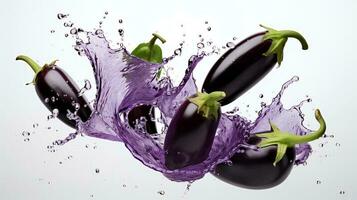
[1,0,356,199]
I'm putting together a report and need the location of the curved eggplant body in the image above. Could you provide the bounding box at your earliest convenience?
[202,32,277,105]
[164,100,221,170]
[35,66,93,128]
[212,136,295,189]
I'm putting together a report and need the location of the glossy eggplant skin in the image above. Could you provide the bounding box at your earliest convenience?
[202,32,277,106]
[212,136,295,189]
[164,100,221,170]
[35,66,93,128]
[128,104,157,134]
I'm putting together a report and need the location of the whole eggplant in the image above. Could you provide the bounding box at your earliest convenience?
[164,91,225,170]
[203,25,308,105]
[16,55,93,129]
[212,109,326,189]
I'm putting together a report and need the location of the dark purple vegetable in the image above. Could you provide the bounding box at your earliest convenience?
[127,33,166,134]
[213,109,326,189]
[128,104,157,134]
[16,55,93,129]
[164,91,225,170]
[202,25,309,105]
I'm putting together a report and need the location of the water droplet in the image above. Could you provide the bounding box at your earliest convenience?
[319,143,324,147]
[33,123,39,128]
[118,19,123,23]
[51,96,56,102]
[24,138,30,142]
[118,29,124,36]
[207,26,212,31]
[174,48,182,56]
[59,161,63,164]
[95,29,104,38]
[316,180,322,184]
[335,143,341,147]
[233,36,237,40]
[226,42,235,48]
[157,190,165,195]
[64,22,74,27]
[197,42,204,49]
[307,98,312,102]
[225,160,233,166]
[104,11,108,15]
[74,103,80,111]
[50,30,55,33]
[339,190,345,195]
[22,131,30,136]
[122,184,126,187]
[90,194,94,198]
[57,13,69,20]
[52,109,59,117]
[64,33,69,37]
[259,94,264,98]
[44,98,49,103]
[95,168,100,173]
[70,28,77,35]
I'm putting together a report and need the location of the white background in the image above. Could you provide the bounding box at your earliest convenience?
[1,0,356,199]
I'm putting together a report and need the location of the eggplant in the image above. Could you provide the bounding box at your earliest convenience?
[164,91,225,170]
[202,25,308,105]
[128,33,166,134]
[213,136,295,189]
[213,109,326,189]
[16,55,93,129]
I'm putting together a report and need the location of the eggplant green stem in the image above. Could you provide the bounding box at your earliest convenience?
[149,33,166,48]
[16,55,42,74]
[255,109,326,166]
[188,91,226,119]
[260,24,309,65]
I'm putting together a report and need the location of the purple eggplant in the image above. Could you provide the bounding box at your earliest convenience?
[164,91,225,170]
[213,109,326,189]
[16,55,93,129]
[203,25,308,105]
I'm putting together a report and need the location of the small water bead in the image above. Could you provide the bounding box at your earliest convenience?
[335,142,341,147]
[95,168,100,173]
[22,131,30,137]
[226,42,235,48]
[64,33,69,37]
[122,184,126,188]
[57,13,69,20]
[24,138,30,142]
[197,42,204,49]
[339,190,345,195]
[51,96,56,102]
[316,180,322,184]
[233,36,237,40]
[118,19,123,23]
[33,123,39,128]
[307,98,312,102]
[207,26,212,31]
[104,11,108,15]
[50,30,55,33]
[118,29,124,36]
[205,21,208,24]
[70,28,78,35]
[95,29,104,38]
[157,190,165,195]
[259,94,264,98]
[174,48,182,56]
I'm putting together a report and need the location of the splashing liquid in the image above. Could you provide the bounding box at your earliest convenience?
[52,28,315,182]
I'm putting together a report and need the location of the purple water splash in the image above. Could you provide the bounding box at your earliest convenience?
[68,31,313,182]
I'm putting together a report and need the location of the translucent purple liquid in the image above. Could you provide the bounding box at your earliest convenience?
[71,32,312,182]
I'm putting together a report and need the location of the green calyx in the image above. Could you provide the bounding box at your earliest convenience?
[255,109,326,166]
[188,91,226,119]
[16,55,57,85]
[260,24,309,65]
[131,33,166,64]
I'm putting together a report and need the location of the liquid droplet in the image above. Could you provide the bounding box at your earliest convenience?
[339,190,345,195]
[70,28,78,35]
[197,42,204,49]
[226,42,235,48]
[50,30,55,33]
[57,13,69,20]
[95,168,100,173]
[174,48,182,56]
[157,190,165,195]
[118,19,123,23]
[259,94,264,98]
[118,29,124,36]
[316,180,322,184]
[207,26,211,31]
